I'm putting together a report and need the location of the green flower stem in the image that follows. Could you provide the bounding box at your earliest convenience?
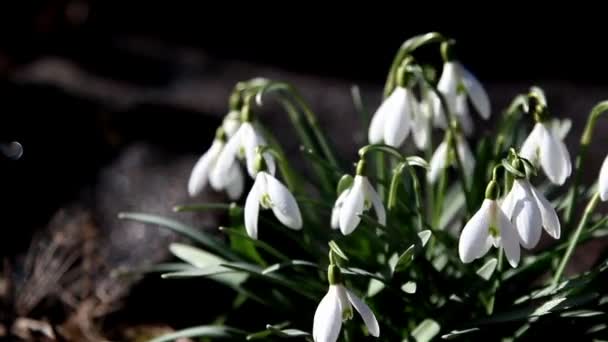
[486,248,504,315]
[552,192,601,286]
[563,101,608,227]
[383,32,446,98]
[387,162,424,232]
[375,153,386,199]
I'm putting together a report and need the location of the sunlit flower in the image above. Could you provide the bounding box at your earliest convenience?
[313,267,379,342]
[434,60,490,135]
[368,86,416,147]
[221,109,242,138]
[459,197,520,268]
[244,171,302,239]
[520,122,572,185]
[599,154,608,202]
[214,121,276,184]
[330,188,350,230]
[428,133,475,184]
[411,92,432,150]
[188,131,244,200]
[337,174,386,235]
[501,178,560,249]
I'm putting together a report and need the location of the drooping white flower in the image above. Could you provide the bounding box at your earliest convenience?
[188,135,244,200]
[459,198,520,268]
[244,171,302,239]
[221,110,242,138]
[599,154,608,202]
[337,175,386,235]
[520,122,572,185]
[214,121,276,186]
[428,133,475,184]
[368,86,416,147]
[501,178,560,249]
[331,188,350,230]
[434,61,490,135]
[313,284,380,342]
[411,92,432,150]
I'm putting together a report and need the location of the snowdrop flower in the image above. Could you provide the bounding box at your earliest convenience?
[221,109,242,138]
[335,160,386,235]
[411,91,432,150]
[188,128,244,200]
[428,132,475,184]
[520,120,571,185]
[244,155,302,239]
[313,265,379,342]
[599,154,608,201]
[214,104,276,186]
[459,181,520,268]
[368,85,417,147]
[501,170,561,249]
[434,42,490,135]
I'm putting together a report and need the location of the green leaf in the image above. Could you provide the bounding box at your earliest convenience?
[441,328,480,340]
[169,243,248,286]
[262,260,319,275]
[412,319,440,342]
[329,240,349,261]
[173,202,240,213]
[560,310,605,318]
[476,258,498,281]
[401,281,417,294]
[149,325,242,342]
[393,245,415,273]
[337,174,354,195]
[118,212,238,260]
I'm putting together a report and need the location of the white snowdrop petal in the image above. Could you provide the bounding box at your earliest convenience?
[531,186,561,239]
[519,123,542,165]
[346,288,380,337]
[313,287,342,342]
[188,140,223,196]
[214,125,246,186]
[222,110,241,138]
[428,141,448,183]
[457,137,476,181]
[383,87,412,147]
[437,62,459,116]
[339,177,365,235]
[331,189,350,229]
[500,186,516,218]
[225,163,244,200]
[412,97,430,150]
[454,94,474,136]
[363,177,386,226]
[499,208,521,268]
[459,199,492,263]
[600,155,608,202]
[460,64,491,119]
[511,180,542,249]
[244,174,264,239]
[368,93,393,144]
[539,124,570,185]
[266,173,303,230]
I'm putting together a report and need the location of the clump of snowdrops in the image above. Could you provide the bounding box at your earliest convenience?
[119,32,608,341]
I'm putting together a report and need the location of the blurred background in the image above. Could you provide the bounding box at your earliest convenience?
[0,2,606,340]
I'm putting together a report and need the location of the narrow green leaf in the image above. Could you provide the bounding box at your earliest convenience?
[262,260,319,275]
[406,156,430,169]
[118,212,238,260]
[329,241,349,261]
[367,278,385,297]
[441,328,480,340]
[393,245,415,273]
[560,310,604,318]
[149,325,242,342]
[476,258,498,281]
[173,202,240,213]
[412,319,440,342]
[169,243,248,286]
